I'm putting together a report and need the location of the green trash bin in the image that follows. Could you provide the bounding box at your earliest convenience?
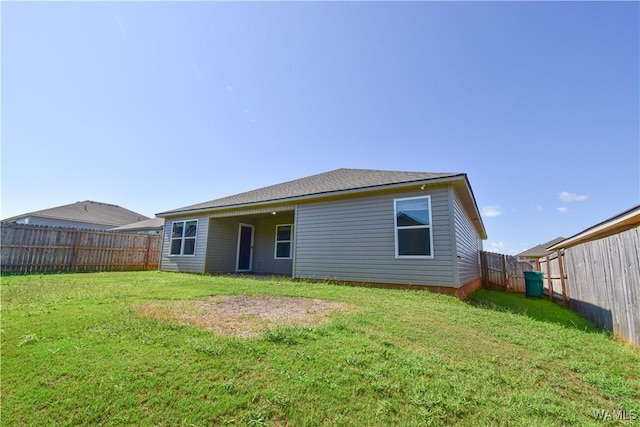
[524,271,544,298]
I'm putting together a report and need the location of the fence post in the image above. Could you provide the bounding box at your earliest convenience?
[70,230,83,271]
[557,250,569,307]
[545,255,553,300]
[502,255,509,290]
[481,251,488,288]
[144,235,152,270]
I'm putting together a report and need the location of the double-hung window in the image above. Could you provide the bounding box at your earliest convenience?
[274,224,293,259]
[170,220,197,255]
[394,196,433,258]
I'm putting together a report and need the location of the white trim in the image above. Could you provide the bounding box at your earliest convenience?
[547,206,640,251]
[236,223,255,272]
[393,195,434,259]
[169,219,198,256]
[274,224,293,259]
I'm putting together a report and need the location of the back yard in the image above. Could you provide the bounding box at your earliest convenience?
[2,272,639,425]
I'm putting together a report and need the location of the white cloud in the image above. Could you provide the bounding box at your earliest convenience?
[558,191,588,202]
[482,205,502,217]
[488,241,519,255]
[227,85,234,92]
[535,205,543,212]
[490,241,508,251]
[557,207,569,214]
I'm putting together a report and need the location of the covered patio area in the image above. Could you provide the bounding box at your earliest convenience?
[203,209,295,277]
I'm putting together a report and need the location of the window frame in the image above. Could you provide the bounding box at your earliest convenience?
[274,224,293,259]
[169,219,198,256]
[394,196,434,259]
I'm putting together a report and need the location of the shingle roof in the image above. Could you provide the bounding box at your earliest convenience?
[110,217,165,231]
[517,237,566,258]
[158,168,463,215]
[4,201,149,227]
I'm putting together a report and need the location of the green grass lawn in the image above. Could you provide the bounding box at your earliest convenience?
[2,272,639,426]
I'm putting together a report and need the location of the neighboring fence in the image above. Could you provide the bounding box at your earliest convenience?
[560,227,640,349]
[480,251,533,293]
[1,223,162,273]
[536,252,569,307]
[481,227,639,348]
[481,250,568,304]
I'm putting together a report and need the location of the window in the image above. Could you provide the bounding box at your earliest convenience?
[275,224,293,259]
[394,196,433,258]
[170,220,197,255]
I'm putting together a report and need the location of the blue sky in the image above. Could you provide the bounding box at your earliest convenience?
[2,1,638,255]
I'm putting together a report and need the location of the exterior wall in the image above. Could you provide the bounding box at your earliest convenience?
[205,217,242,273]
[16,216,114,231]
[294,186,456,287]
[204,214,295,276]
[451,188,482,286]
[253,215,294,276]
[160,215,210,273]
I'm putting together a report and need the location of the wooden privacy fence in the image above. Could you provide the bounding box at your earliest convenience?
[482,229,639,348]
[560,227,640,348]
[1,223,162,273]
[480,251,534,293]
[481,250,569,306]
[536,252,570,307]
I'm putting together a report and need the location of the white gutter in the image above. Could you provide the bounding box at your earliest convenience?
[547,205,640,251]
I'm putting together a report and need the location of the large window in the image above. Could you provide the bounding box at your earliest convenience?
[394,196,433,258]
[274,224,293,259]
[170,220,197,256]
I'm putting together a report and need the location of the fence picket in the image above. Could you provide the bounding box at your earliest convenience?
[479,251,532,292]
[1,223,161,273]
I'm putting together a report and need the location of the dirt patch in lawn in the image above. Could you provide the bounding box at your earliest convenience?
[136,295,358,338]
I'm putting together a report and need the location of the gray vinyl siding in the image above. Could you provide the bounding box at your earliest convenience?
[294,187,456,286]
[160,215,209,273]
[452,189,481,286]
[253,215,294,275]
[205,213,295,275]
[205,217,242,273]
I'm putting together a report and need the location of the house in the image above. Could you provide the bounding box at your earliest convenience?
[547,205,639,348]
[516,237,565,263]
[157,169,487,296]
[3,200,149,231]
[110,217,165,235]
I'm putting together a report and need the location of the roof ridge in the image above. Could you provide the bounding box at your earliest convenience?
[158,168,464,216]
[3,200,149,226]
[80,200,121,207]
[337,167,463,174]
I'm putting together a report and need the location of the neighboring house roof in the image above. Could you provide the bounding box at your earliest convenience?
[517,237,566,258]
[547,205,640,251]
[110,217,165,232]
[158,168,487,238]
[3,200,149,227]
